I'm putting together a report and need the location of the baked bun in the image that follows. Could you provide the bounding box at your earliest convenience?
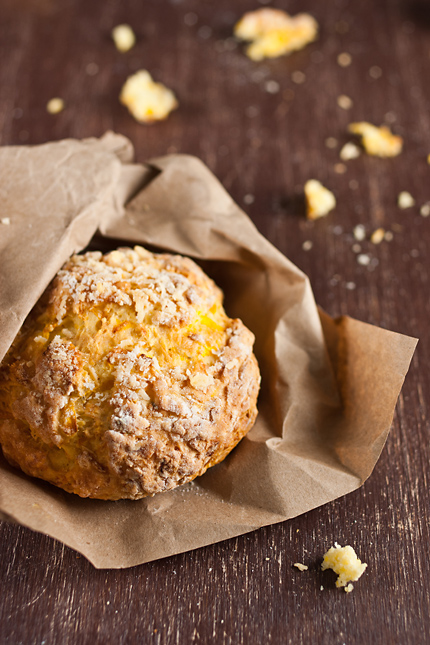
[0,247,260,500]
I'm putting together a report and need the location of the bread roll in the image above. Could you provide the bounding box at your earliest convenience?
[0,247,260,500]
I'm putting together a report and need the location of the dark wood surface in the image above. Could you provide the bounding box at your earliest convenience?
[1,0,429,643]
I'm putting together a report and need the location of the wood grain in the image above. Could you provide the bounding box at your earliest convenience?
[1,0,430,643]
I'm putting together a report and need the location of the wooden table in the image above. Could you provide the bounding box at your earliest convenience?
[1,0,429,642]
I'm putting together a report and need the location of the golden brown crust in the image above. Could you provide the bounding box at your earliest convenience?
[0,246,260,500]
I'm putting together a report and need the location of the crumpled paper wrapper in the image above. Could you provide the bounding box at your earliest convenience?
[0,133,417,568]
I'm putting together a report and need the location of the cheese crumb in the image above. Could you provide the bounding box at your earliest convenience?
[112,24,136,52]
[340,142,361,161]
[353,224,366,241]
[345,583,354,593]
[120,70,178,123]
[420,203,430,217]
[1,217,10,225]
[46,98,65,114]
[292,70,306,85]
[427,154,430,165]
[334,163,347,174]
[325,137,338,149]
[398,191,415,209]
[337,52,352,67]
[294,562,308,571]
[264,80,280,94]
[337,94,353,110]
[370,228,385,244]
[234,8,318,61]
[348,122,403,157]
[304,180,336,219]
[369,65,382,79]
[321,544,367,588]
[357,253,371,266]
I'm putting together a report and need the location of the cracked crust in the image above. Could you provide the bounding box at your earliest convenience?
[0,246,260,500]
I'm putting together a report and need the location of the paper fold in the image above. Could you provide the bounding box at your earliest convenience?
[0,133,417,568]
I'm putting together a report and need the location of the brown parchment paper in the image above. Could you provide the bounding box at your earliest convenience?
[0,133,417,568]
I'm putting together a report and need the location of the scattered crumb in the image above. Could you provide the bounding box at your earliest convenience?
[334,163,347,174]
[398,191,415,209]
[337,94,353,110]
[304,179,336,220]
[370,228,385,244]
[345,281,356,290]
[294,562,308,571]
[352,243,361,253]
[385,111,396,124]
[264,80,280,94]
[120,70,178,123]
[325,137,338,149]
[265,557,270,560]
[46,98,65,114]
[111,24,136,52]
[340,142,361,161]
[320,585,324,591]
[337,52,352,67]
[369,65,382,79]
[349,179,359,190]
[302,240,313,251]
[420,203,430,217]
[1,217,10,225]
[385,231,394,241]
[292,70,306,84]
[345,583,354,593]
[243,194,255,205]
[321,544,367,588]
[410,249,419,258]
[353,224,366,241]
[333,225,343,235]
[357,254,371,266]
[348,122,403,157]
[234,8,318,61]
